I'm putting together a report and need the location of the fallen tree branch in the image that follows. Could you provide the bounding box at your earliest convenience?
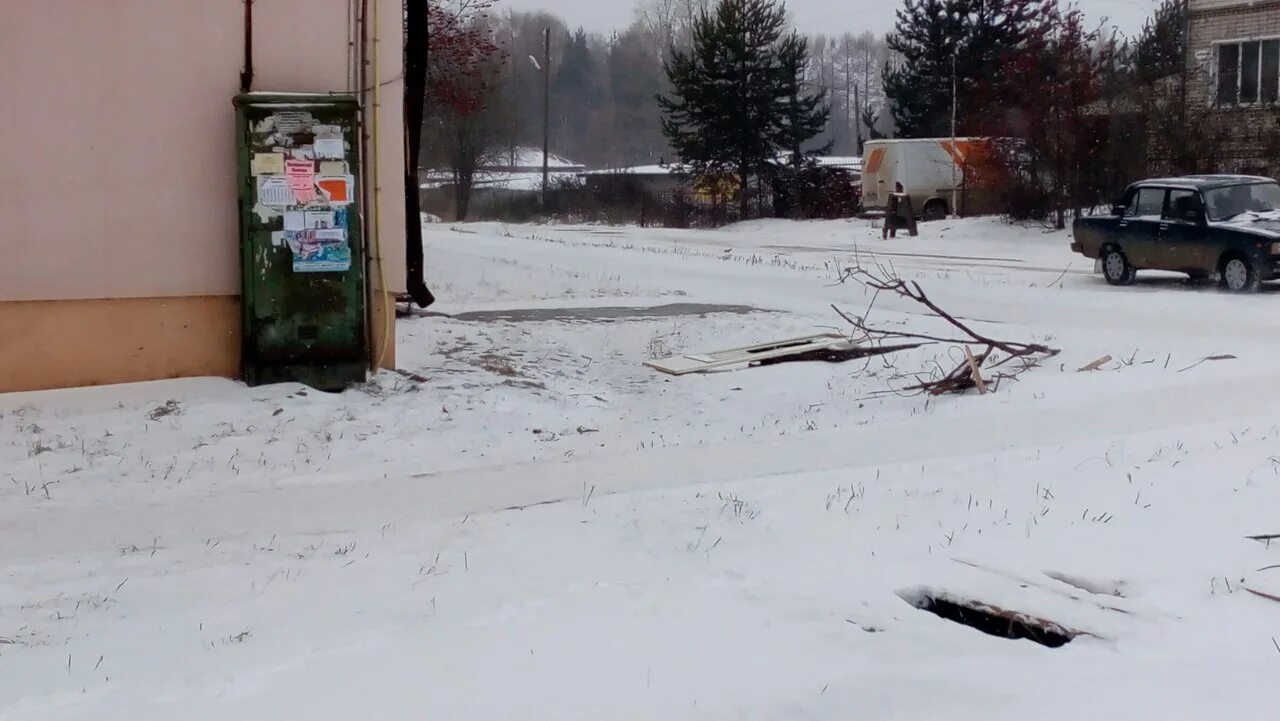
[836,265,1057,358]
[833,263,1059,397]
[1246,586,1280,605]
[1178,354,1238,373]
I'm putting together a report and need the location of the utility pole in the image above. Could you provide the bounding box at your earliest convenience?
[951,54,959,219]
[542,27,551,209]
[854,85,861,153]
[863,43,870,141]
[845,48,853,153]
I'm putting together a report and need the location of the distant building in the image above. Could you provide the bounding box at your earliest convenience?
[582,163,688,195]
[485,147,588,176]
[420,147,586,193]
[783,155,864,174]
[583,156,864,196]
[1187,0,1280,175]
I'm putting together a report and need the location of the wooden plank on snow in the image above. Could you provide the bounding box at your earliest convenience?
[644,333,856,375]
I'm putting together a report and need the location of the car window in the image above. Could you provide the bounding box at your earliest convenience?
[1165,189,1202,221]
[1127,188,1166,218]
[1204,182,1280,221]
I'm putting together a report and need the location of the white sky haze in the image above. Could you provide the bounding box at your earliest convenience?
[495,0,1161,38]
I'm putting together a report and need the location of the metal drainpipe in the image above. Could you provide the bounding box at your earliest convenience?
[240,0,254,93]
[368,0,392,370]
[359,0,375,368]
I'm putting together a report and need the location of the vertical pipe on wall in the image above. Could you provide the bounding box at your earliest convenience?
[403,0,435,308]
[359,0,377,367]
[240,0,254,94]
[369,0,393,370]
[541,28,551,209]
[347,0,358,93]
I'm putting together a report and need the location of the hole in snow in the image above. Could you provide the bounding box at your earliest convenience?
[897,588,1079,648]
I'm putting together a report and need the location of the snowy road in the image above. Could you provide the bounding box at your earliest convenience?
[5,217,1280,719]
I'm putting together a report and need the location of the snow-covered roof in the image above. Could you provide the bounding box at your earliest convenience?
[813,156,863,169]
[491,147,584,171]
[864,137,987,145]
[419,170,584,191]
[584,164,684,177]
[586,158,863,176]
[421,148,584,180]
[771,153,862,169]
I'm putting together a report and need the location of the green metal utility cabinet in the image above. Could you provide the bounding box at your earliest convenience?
[234,94,367,391]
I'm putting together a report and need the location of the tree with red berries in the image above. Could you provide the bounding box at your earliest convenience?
[971,1,1115,227]
[424,0,511,220]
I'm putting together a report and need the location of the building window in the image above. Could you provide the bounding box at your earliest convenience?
[1219,43,1241,104]
[1218,38,1280,105]
[1264,40,1279,103]
[1243,41,1260,103]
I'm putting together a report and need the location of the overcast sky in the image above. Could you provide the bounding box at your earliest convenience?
[496,0,1161,39]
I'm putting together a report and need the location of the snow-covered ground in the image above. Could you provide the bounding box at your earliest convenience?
[6,216,1280,719]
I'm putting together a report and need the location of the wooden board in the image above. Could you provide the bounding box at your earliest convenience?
[644,333,856,375]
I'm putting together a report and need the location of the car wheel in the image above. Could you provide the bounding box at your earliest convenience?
[922,201,947,222]
[1220,255,1260,293]
[1101,247,1136,286]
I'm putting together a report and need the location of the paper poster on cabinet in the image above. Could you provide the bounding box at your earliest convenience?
[251,152,286,176]
[318,161,348,176]
[316,175,355,206]
[273,111,314,133]
[304,210,336,229]
[289,229,351,273]
[285,159,317,203]
[314,138,345,160]
[258,176,294,207]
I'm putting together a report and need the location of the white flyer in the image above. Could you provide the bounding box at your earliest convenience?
[257,176,294,207]
[314,138,345,160]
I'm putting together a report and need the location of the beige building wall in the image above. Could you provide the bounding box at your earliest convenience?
[0,0,407,393]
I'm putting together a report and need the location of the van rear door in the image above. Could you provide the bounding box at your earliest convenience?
[863,145,890,208]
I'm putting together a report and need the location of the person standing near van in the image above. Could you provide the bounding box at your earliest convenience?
[884,182,915,238]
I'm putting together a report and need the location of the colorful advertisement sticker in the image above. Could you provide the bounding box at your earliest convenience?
[287,229,350,273]
[316,175,354,206]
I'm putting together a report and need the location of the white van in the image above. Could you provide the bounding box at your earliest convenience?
[862,138,991,221]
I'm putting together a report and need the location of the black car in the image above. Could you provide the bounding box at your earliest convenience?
[1072,175,1280,292]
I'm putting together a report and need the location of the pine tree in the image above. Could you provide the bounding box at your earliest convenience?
[883,0,963,138]
[1131,0,1185,85]
[884,0,1048,138]
[998,4,1104,226]
[658,0,825,218]
[554,28,600,160]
